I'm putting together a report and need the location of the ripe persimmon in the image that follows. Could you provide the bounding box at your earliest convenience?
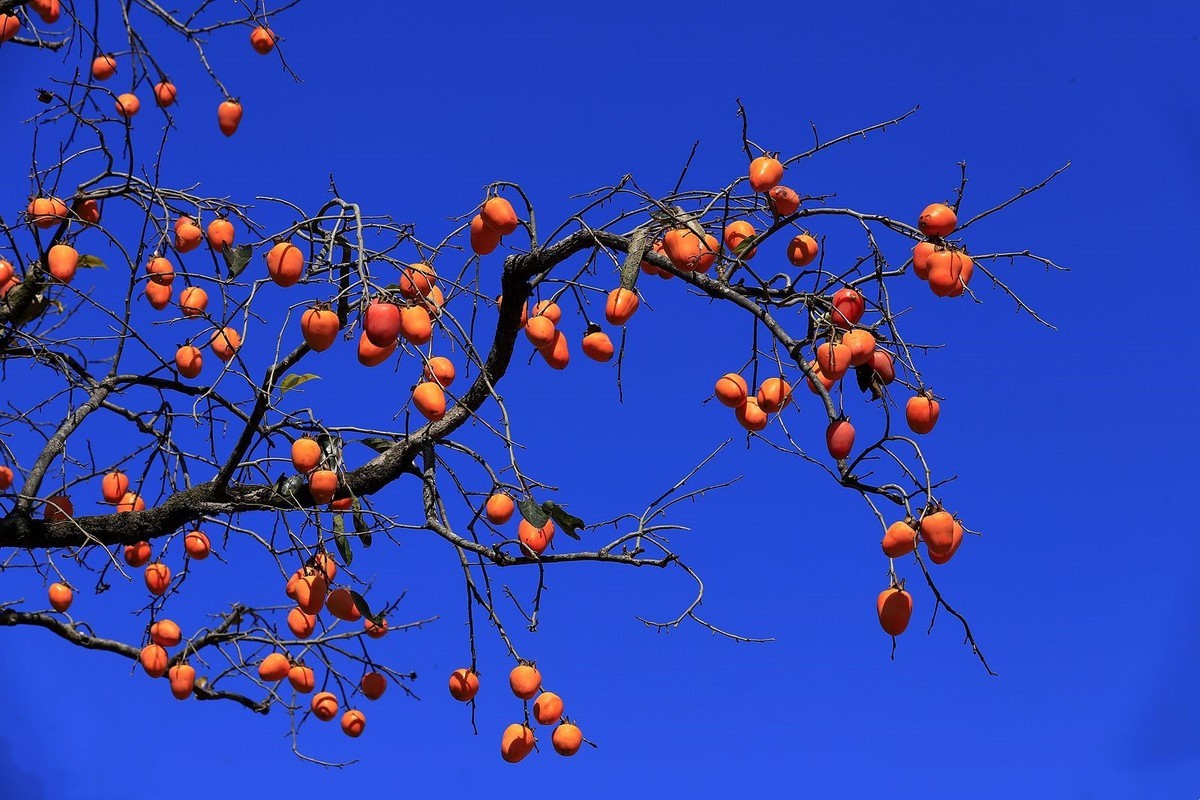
[518,518,555,555]
[920,510,955,553]
[250,26,276,54]
[449,668,480,702]
[912,241,936,280]
[153,81,177,108]
[326,587,362,622]
[44,495,73,522]
[662,228,707,271]
[361,672,387,700]
[150,619,182,648]
[830,288,865,328]
[184,530,210,560]
[124,541,151,567]
[206,218,234,250]
[48,582,72,612]
[422,356,456,387]
[485,493,515,525]
[47,244,78,283]
[356,332,396,367]
[146,256,174,285]
[539,330,569,369]
[266,240,304,287]
[877,587,913,636]
[101,470,129,504]
[531,300,561,323]
[946,254,974,298]
[140,644,168,678]
[175,219,202,253]
[91,54,117,80]
[288,665,315,694]
[175,345,202,381]
[826,418,855,460]
[27,196,68,229]
[258,652,291,682]
[786,234,819,267]
[768,185,801,216]
[341,710,366,738]
[748,155,784,193]
[29,0,59,24]
[815,341,852,381]
[217,99,243,136]
[398,263,436,299]
[364,299,401,347]
[145,281,172,310]
[178,286,208,317]
[501,723,536,763]
[805,360,836,394]
[870,350,895,384]
[117,491,145,513]
[72,198,100,225]
[210,326,241,362]
[927,249,968,297]
[756,378,792,414]
[0,262,13,286]
[552,723,583,756]
[581,330,614,362]
[364,617,389,639]
[114,93,140,118]
[287,607,316,639]
[312,692,338,721]
[881,520,917,558]
[413,381,447,422]
[723,220,757,259]
[470,214,503,255]
[301,306,340,351]
[313,552,337,582]
[533,691,564,725]
[481,197,520,235]
[168,664,196,699]
[0,465,12,491]
[905,393,940,434]
[714,373,748,408]
[294,572,328,616]
[842,329,877,366]
[144,563,171,595]
[399,305,433,345]
[524,316,556,349]
[735,397,768,432]
[605,288,639,326]
[928,517,964,564]
[918,203,957,238]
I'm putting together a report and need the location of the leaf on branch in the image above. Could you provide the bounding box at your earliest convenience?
[352,499,372,548]
[222,244,254,280]
[854,364,884,401]
[278,373,319,397]
[316,433,342,472]
[517,496,550,528]
[349,590,383,625]
[76,255,106,269]
[273,473,307,499]
[333,514,354,566]
[541,500,584,540]
[355,437,396,454]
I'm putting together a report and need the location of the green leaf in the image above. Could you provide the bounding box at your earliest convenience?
[356,437,396,454]
[316,433,343,472]
[541,500,584,540]
[352,500,372,548]
[333,514,354,566]
[518,496,549,528]
[222,244,254,280]
[278,372,319,397]
[732,238,756,257]
[273,473,306,498]
[76,254,106,269]
[349,590,383,625]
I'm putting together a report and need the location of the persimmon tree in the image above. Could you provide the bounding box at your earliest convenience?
[0,0,1067,765]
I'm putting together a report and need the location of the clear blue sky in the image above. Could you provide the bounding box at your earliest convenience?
[1,1,1198,798]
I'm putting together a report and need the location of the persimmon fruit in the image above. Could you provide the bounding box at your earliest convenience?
[552,723,583,756]
[481,197,520,235]
[266,241,304,287]
[518,518,555,555]
[748,155,784,193]
[509,664,542,700]
[485,493,515,525]
[906,394,940,434]
[217,99,243,136]
[144,563,171,595]
[301,306,340,351]
[826,419,855,460]
[881,520,917,558]
[287,607,315,639]
[140,644,169,678]
[604,288,639,326]
[184,530,210,560]
[501,724,536,763]
[449,668,480,702]
[48,582,72,612]
[150,619,182,647]
[361,672,387,700]
[312,692,338,721]
[413,381,447,422]
[250,26,276,54]
[918,203,957,238]
[258,652,291,682]
[877,586,913,636]
[715,373,748,408]
[533,691,564,725]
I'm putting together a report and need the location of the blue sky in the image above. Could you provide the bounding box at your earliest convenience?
[1,1,1198,798]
